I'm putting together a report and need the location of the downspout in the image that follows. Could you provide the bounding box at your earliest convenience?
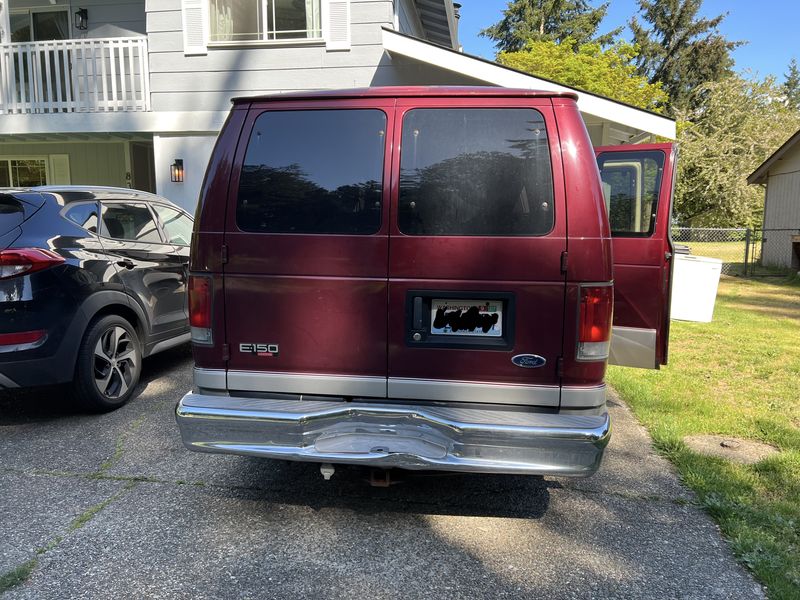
[453,3,461,51]
[393,0,400,30]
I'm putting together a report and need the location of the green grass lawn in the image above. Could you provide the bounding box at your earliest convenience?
[680,240,749,265]
[607,275,800,599]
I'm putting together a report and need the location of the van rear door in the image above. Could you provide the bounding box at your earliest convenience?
[222,100,393,397]
[387,98,567,407]
[595,143,676,369]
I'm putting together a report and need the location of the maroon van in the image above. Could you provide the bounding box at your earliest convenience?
[176,87,675,477]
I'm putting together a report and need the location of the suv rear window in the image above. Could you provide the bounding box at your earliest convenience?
[237,109,387,235]
[398,108,554,236]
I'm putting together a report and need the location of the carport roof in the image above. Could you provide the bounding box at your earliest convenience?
[747,128,800,184]
[382,28,676,142]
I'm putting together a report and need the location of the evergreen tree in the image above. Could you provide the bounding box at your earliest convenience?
[782,58,800,111]
[480,0,621,53]
[498,39,667,112]
[630,0,742,115]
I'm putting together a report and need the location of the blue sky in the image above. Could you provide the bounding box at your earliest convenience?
[456,0,799,81]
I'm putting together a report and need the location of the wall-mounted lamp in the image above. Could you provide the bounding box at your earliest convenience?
[74,8,88,31]
[170,159,184,183]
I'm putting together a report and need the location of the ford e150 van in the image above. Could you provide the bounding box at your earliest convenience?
[175,87,675,477]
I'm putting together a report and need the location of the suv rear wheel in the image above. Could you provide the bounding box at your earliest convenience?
[72,315,142,412]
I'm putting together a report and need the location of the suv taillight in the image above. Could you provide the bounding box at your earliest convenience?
[0,248,64,279]
[188,275,213,345]
[577,285,613,361]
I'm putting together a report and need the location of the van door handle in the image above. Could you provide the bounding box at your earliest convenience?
[116,259,135,269]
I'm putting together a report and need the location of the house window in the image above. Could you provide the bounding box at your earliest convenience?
[209,0,322,43]
[0,158,49,187]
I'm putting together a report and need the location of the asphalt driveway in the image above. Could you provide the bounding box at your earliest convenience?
[0,348,763,599]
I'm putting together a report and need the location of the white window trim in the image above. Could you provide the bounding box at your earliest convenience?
[206,0,324,48]
[0,155,50,186]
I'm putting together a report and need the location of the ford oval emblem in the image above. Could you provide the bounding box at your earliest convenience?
[511,354,547,369]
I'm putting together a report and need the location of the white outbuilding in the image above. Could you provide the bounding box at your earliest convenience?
[748,129,800,271]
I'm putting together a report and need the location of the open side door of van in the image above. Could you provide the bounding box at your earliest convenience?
[596,143,676,369]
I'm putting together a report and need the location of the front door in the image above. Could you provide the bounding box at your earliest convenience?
[596,143,676,369]
[223,101,393,397]
[387,99,567,407]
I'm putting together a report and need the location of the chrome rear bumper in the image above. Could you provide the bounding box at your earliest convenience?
[176,393,611,476]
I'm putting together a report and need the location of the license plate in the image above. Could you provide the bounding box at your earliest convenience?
[430,299,502,337]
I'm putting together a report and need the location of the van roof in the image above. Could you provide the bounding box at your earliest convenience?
[232,86,579,104]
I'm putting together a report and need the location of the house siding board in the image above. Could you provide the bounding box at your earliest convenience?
[762,171,800,269]
[146,0,394,113]
[80,0,147,37]
[0,141,127,187]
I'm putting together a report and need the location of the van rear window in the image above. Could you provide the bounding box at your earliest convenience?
[237,109,386,235]
[398,108,554,236]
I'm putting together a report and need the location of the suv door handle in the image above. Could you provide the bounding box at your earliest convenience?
[116,259,135,269]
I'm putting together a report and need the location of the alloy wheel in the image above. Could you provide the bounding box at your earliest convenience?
[93,326,139,399]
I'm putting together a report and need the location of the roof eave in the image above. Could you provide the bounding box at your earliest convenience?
[381,28,676,140]
[746,129,800,185]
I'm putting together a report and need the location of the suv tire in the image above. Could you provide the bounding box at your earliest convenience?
[72,315,142,412]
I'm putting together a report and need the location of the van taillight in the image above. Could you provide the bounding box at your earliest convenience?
[188,275,213,345]
[0,248,64,279]
[577,285,613,361]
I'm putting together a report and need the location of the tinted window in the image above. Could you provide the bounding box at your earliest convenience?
[237,109,386,235]
[398,108,554,236]
[597,151,665,237]
[65,203,99,233]
[153,205,193,245]
[101,203,162,243]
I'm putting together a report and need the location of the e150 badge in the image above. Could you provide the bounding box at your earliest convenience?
[239,343,279,357]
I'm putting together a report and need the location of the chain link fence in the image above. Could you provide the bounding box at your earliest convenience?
[747,228,800,276]
[671,227,800,276]
[671,227,749,275]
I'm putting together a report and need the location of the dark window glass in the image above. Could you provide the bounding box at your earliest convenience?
[101,203,162,243]
[398,108,554,236]
[237,109,386,235]
[153,205,193,245]
[65,203,99,233]
[597,151,665,237]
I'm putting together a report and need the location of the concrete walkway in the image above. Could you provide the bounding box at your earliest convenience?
[0,349,764,599]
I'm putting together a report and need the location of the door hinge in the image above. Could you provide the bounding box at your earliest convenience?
[221,244,229,264]
[560,251,568,275]
[221,343,230,361]
[556,356,564,378]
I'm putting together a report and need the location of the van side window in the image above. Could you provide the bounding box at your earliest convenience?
[597,151,665,237]
[237,109,387,235]
[398,108,554,236]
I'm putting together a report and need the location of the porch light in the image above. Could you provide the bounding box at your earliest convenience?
[74,8,88,31]
[170,159,184,183]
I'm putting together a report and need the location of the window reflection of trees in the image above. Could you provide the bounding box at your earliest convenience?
[399,149,554,236]
[238,163,382,234]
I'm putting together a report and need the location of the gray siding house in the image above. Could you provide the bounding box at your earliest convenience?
[748,129,800,270]
[0,0,675,212]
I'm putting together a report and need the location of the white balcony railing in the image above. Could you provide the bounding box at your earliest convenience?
[0,37,150,114]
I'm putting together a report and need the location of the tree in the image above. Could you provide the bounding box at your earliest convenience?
[497,39,668,112]
[782,58,800,111]
[630,0,742,114]
[674,75,800,227]
[480,0,622,53]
